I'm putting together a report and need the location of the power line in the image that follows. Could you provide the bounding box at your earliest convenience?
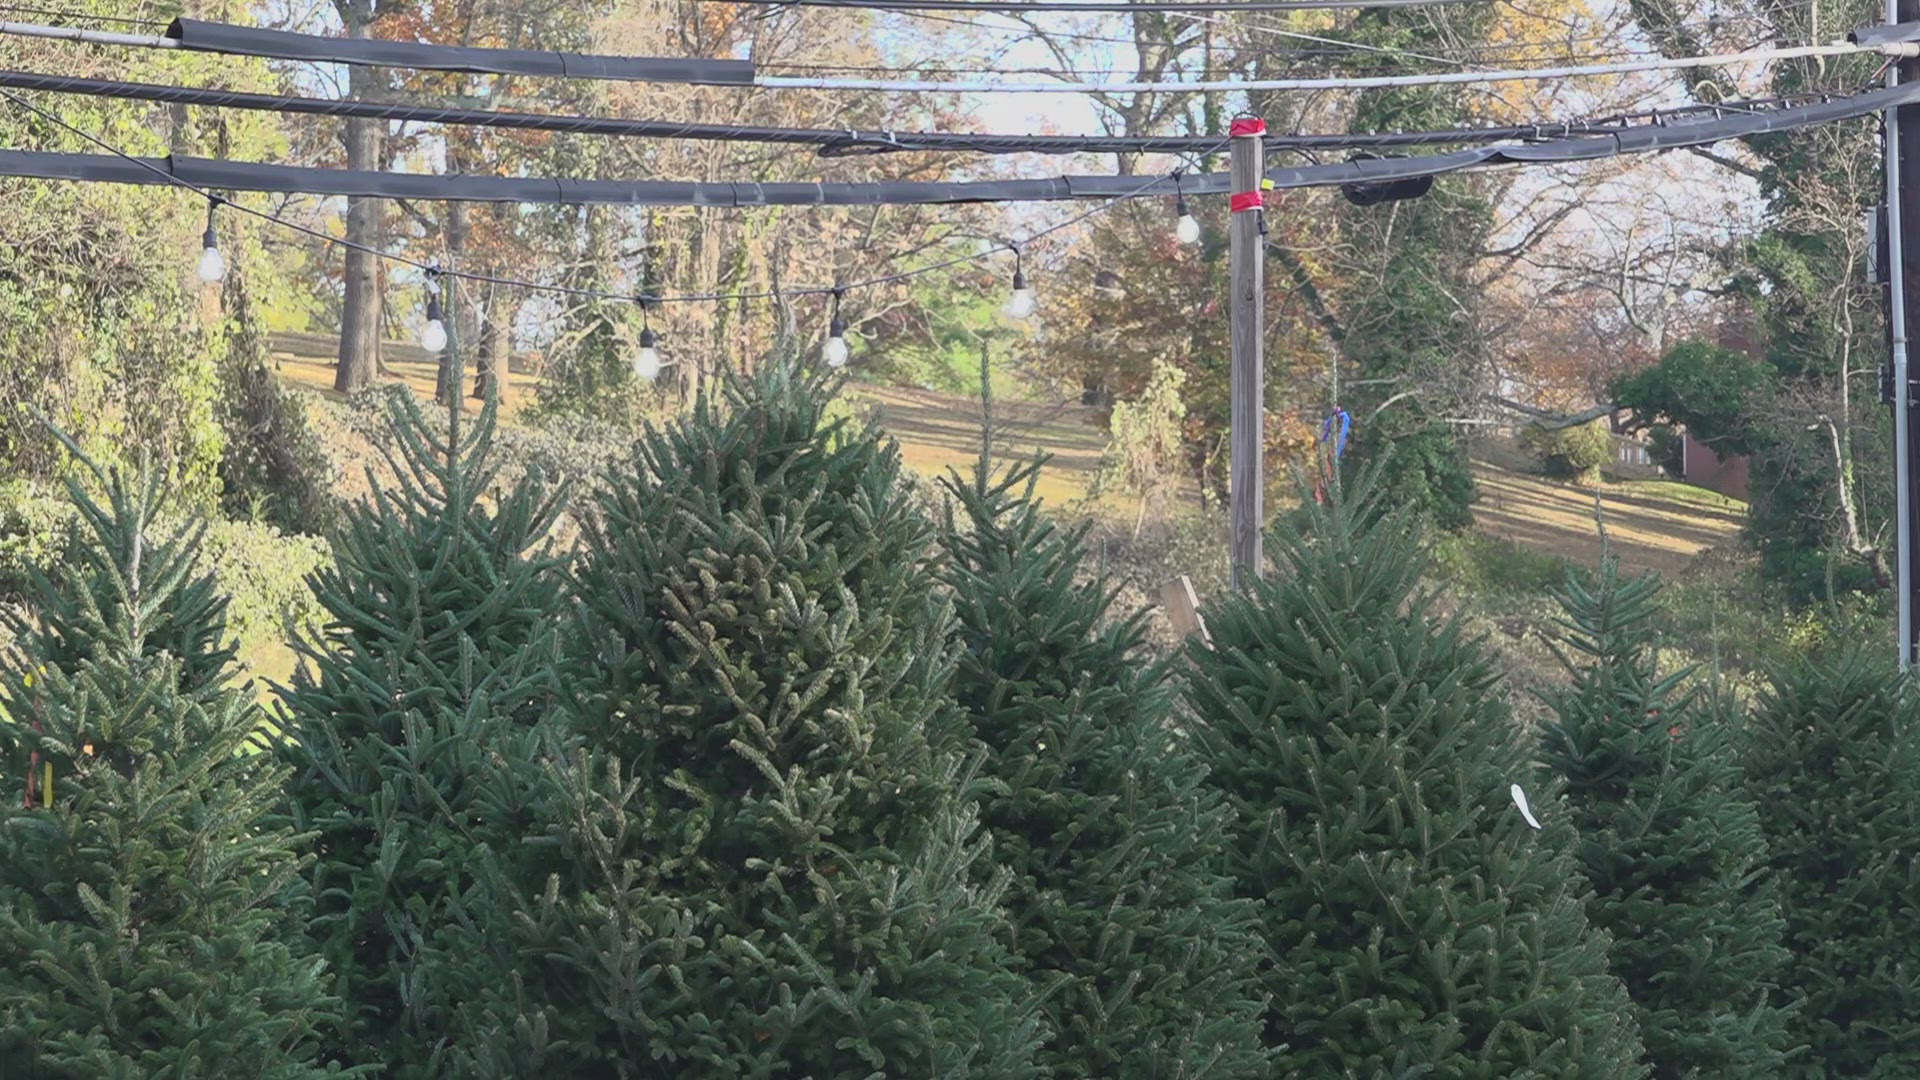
[708,0,1470,9]
[1,15,1865,98]
[0,80,1900,207]
[0,84,1226,307]
[0,3,160,26]
[861,5,1661,66]
[756,40,1880,91]
[0,66,1804,156]
[0,18,754,85]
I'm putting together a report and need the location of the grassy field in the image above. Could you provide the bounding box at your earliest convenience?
[268,335,1746,580]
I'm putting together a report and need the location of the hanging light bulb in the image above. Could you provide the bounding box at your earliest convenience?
[1173,172,1200,244]
[420,270,447,353]
[196,197,227,283]
[1175,197,1201,245]
[1004,248,1036,320]
[635,326,662,381]
[824,290,849,367]
[633,293,663,381]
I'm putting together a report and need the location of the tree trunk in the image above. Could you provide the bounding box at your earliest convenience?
[437,200,470,406]
[334,8,383,394]
[474,284,506,401]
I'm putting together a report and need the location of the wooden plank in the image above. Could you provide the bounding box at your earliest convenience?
[1160,574,1212,646]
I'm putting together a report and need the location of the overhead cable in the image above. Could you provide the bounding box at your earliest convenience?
[755,40,1879,91]
[693,0,1470,9]
[0,66,1812,156]
[0,18,753,85]
[0,81,1902,206]
[0,17,1884,97]
[0,84,1223,306]
[162,18,753,84]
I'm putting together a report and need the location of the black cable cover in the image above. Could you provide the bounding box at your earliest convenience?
[0,80,1901,205]
[163,17,754,85]
[698,0,1468,10]
[0,67,1821,157]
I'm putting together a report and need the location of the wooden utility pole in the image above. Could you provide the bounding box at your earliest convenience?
[1892,0,1920,665]
[1228,117,1266,588]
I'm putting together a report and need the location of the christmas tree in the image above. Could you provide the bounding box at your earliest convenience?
[275,391,568,1074]
[937,459,1273,1078]
[0,461,342,1076]
[468,365,1044,1077]
[1538,561,1792,1076]
[1182,474,1647,1077]
[1743,648,1920,1077]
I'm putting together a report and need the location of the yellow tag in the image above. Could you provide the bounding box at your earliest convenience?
[42,761,51,808]
[1261,179,1275,191]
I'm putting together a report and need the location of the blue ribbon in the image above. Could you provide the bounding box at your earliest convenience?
[1321,408,1351,460]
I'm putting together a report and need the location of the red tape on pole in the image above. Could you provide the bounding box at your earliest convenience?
[1230,190,1264,212]
[1229,117,1267,137]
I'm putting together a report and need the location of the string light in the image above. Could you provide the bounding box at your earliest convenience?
[1004,246,1036,320]
[195,196,226,283]
[824,290,849,367]
[420,268,447,353]
[634,296,662,381]
[1173,172,1200,245]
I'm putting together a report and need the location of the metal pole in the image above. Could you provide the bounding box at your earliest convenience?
[1229,117,1266,587]
[1895,0,1917,667]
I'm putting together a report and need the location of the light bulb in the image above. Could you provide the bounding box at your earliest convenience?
[634,346,662,381]
[1004,266,1036,319]
[420,318,447,353]
[824,313,849,367]
[635,327,662,381]
[196,241,227,283]
[1176,213,1201,244]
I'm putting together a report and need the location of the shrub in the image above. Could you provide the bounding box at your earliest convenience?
[1521,419,1612,482]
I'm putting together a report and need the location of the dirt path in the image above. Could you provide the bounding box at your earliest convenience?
[269,337,1743,577]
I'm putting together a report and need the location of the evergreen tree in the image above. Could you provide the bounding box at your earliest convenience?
[1743,648,1920,1077]
[469,366,1043,1077]
[1538,561,1793,1077]
[0,462,342,1076]
[938,459,1273,1078]
[1182,475,1647,1077]
[275,391,567,1075]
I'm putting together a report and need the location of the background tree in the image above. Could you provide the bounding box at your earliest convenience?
[274,391,567,1073]
[939,457,1274,1078]
[1538,561,1794,1076]
[1743,649,1920,1077]
[1183,473,1647,1076]
[462,365,1045,1076]
[0,458,342,1076]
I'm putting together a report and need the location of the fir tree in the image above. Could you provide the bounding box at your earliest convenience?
[1538,561,1793,1077]
[0,462,343,1076]
[1743,648,1920,1077]
[938,459,1274,1078]
[275,391,567,1074]
[470,365,1044,1077]
[1182,474,1647,1077]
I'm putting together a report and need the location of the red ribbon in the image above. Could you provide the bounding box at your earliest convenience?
[1229,117,1268,137]
[1230,191,1264,212]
